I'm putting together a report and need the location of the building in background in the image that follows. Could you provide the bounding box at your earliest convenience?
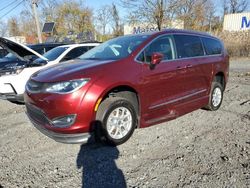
[223,13,250,31]
[124,20,184,35]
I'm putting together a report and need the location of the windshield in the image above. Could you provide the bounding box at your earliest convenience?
[79,35,149,60]
[36,46,69,61]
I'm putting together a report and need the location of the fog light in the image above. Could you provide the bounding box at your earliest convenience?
[51,114,76,128]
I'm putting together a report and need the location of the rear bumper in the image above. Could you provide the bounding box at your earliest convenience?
[26,111,93,144]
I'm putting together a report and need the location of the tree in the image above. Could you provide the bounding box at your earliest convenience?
[169,0,216,31]
[8,17,20,36]
[95,5,111,35]
[120,0,169,30]
[111,3,123,36]
[0,20,7,37]
[56,1,92,34]
[19,10,37,36]
[222,0,248,14]
[40,0,59,22]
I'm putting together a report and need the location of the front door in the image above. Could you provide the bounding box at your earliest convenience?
[137,35,190,126]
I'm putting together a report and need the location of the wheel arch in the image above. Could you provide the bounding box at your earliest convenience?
[96,84,141,128]
[214,72,225,91]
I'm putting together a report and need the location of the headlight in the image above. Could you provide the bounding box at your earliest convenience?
[4,68,23,75]
[45,79,89,94]
[3,64,24,75]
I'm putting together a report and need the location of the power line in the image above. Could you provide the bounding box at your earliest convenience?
[0,0,17,12]
[0,0,25,19]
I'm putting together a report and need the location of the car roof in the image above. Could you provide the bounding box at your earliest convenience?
[53,43,100,48]
[125,29,218,40]
[27,43,66,48]
[160,29,214,38]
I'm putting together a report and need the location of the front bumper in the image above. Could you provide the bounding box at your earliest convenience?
[26,103,93,144]
[0,93,24,103]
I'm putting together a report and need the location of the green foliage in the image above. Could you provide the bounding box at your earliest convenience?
[46,0,94,37]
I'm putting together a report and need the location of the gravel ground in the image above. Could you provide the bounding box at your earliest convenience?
[0,59,249,188]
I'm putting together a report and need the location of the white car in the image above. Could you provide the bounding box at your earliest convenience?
[0,37,99,103]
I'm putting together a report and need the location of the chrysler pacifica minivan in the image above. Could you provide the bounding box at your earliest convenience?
[25,29,229,145]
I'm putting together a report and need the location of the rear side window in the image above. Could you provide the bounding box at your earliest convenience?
[174,35,204,58]
[202,37,222,55]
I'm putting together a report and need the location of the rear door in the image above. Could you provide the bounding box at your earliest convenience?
[173,34,209,101]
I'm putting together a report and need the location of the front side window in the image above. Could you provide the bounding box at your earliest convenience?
[202,37,222,55]
[174,35,204,58]
[137,35,175,63]
[79,35,149,61]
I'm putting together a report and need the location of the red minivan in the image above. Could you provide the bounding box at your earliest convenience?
[25,29,229,145]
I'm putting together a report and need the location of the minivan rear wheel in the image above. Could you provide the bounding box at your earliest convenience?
[205,82,223,111]
[96,97,137,146]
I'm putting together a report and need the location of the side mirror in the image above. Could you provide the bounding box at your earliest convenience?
[150,52,163,69]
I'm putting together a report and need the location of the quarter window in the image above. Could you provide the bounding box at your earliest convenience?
[66,46,89,59]
[174,35,204,58]
[202,37,222,55]
[137,36,175,63]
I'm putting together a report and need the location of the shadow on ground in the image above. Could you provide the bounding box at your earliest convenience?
[77,143,126,188]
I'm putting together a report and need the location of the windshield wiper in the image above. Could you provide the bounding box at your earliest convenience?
[80,58,102,60]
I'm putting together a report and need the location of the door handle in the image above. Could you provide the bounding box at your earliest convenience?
[176,66,185,70]
[186,64,192,68]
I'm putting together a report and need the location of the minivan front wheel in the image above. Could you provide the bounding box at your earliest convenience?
[205,82,223,111]
[96,97,137,145]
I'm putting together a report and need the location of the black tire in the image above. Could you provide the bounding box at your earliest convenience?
[96,97,137,146]
[205,82,223,111]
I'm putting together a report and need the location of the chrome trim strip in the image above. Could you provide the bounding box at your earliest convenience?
[149,89,207,110]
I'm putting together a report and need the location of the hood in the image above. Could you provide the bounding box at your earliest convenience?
[0,37,47,62]
[31,59,114,82]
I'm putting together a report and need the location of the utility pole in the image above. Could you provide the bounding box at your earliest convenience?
[32,0,42,43]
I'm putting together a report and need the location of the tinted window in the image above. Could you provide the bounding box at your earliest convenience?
[65,46,89,59]
[202,37,222,55]
[137,36,175,63]
[174,35,204,58]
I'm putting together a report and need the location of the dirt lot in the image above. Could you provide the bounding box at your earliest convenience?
[0,59,249,188]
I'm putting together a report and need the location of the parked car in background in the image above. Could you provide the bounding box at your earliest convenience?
[0,37,99,103]
[0,42,65,69]
[25,29,229,146]
[0,47,8,58]
[33,43,99,66]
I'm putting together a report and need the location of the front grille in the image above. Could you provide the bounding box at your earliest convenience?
[0,69,12,77]
[26,80,44,93]
[26,103,51,125]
